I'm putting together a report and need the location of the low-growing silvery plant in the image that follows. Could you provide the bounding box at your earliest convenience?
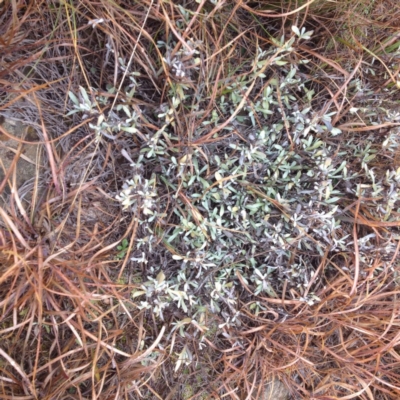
[68,26,400,367]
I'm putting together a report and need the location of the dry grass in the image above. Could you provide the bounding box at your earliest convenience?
[1,0,400,399]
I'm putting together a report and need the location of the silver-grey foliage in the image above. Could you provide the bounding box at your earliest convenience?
[69,28,400,358]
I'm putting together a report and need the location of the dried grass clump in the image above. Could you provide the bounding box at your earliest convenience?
[1,0,400,399]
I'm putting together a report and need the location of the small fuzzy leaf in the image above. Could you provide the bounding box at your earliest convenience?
[330,127,342,136]
[132,291,146,298]
[68,91,79,106]
[179,154,190,165]
[291,25,300,36]
[157,271,166,284]
[121,126,138,133]
[79,86,90,104]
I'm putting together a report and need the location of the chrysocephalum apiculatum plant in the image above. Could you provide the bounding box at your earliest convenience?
[69,24,400,357]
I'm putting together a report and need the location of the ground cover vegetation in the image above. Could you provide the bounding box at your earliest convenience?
[1,0,400,398]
